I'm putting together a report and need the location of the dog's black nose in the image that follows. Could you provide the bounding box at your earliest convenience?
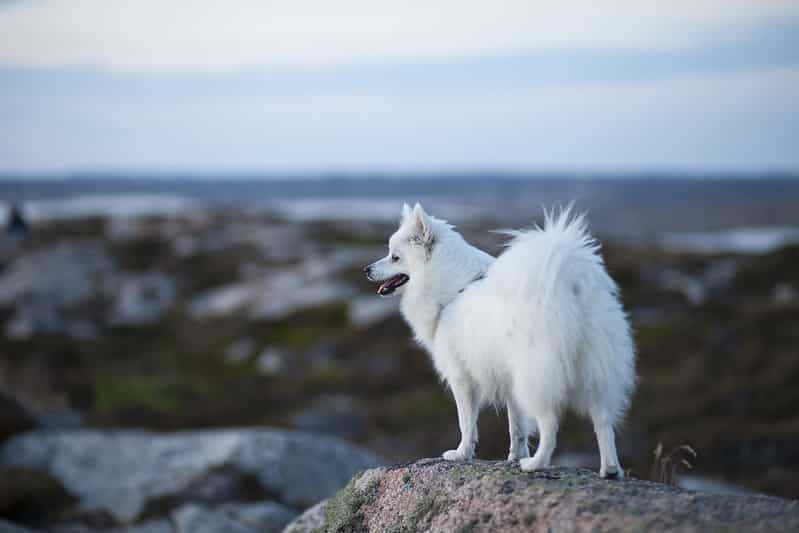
[363,265,371,274]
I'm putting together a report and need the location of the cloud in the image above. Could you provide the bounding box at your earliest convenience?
[1,2,797,172]
[4,17,794,96]
[0,1,798,71]
[1,64,797,173]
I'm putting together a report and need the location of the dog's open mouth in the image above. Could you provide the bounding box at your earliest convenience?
[377,274,409,296]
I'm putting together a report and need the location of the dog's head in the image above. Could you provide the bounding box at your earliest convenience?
[363,203,437,297]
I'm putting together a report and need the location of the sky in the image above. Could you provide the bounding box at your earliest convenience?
[1,1,798,175]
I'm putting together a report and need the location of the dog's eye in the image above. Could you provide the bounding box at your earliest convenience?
[391,254,400,263]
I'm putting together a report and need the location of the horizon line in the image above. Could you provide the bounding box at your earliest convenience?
[1,169,798,181]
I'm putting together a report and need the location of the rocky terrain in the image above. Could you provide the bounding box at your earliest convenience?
[0,428,380,532]
[287,458,799,532]
[1,193,798,530]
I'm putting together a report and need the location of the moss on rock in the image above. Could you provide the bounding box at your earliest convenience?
[302,459,799,533]
[322,468,385,533]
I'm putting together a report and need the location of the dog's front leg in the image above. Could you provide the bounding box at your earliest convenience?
[443,379,479,461]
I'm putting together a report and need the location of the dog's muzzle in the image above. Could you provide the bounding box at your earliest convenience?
[363,264,409,295]
[363,264,375,281]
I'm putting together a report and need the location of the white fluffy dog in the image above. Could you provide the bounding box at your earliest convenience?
[364,203,635,477]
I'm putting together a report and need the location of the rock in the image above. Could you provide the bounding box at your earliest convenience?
[655,259,737,307]
[0,467,76,527]
[348,297,397,329]
[0,391,36,442]
[188,247,369,322]
[772,282,798,306]
[0,243,114,308]
[109,520,174,533]
[189,222,303,262]
[281,499,329,533]
[256,347,288,376]
[110,272,176,326]
[0,242,114,338]
[3,504,296,533]
[290,395,367,441]
[172,502,298,533]
[4,302,98,341]
[0,428,381,525]
[189,275,354,322]
[36,408,83,431]
[0,519,40,533]
[224,338,256,365]
[189,283,254,319]
[248,271,353,321]
[657,269,706,306]
[316,459,799,532]
[172,504,252,533]
[51,520,173,533]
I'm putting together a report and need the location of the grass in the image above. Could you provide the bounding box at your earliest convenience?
[94,377,183,414]
[649,443,697,486]
[251,302,350,350]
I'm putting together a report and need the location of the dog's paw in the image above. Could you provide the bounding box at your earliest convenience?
[506,449,530,462]
[442,449,472,461]
[519,456,549,472]
[600,465,624,480]
[508,446,530,463]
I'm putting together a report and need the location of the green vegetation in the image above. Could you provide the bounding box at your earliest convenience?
[95,376,183,414]
[323,471,383,533]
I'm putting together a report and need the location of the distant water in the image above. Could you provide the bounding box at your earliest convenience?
[1,176,798,241]
[660,227,799,254]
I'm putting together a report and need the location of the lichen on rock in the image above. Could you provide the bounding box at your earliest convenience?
[285,458,799,533]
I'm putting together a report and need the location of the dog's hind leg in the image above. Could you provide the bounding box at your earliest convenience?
[520,412,558,472]
[442,378,479,461]
[591,408,623,479]
[506,397,530,461]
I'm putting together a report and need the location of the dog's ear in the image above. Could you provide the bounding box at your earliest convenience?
[401,203,412,224]
[412,203,434,247]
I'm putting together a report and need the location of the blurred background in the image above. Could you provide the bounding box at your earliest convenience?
[1,0,799,523]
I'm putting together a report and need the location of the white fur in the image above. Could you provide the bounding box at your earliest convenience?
[365,203,636,477]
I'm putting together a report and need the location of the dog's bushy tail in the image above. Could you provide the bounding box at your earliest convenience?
[496,206,630,408]
[499,204,607,304]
